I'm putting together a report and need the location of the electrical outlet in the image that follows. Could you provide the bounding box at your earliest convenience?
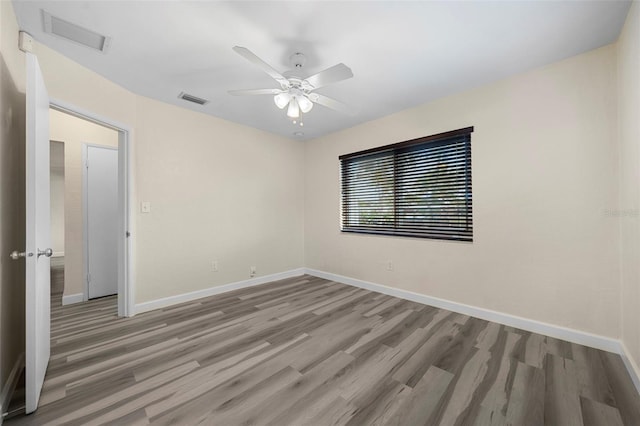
[212,260,218,272]
[250,266,256,277]
[386,261,394,272]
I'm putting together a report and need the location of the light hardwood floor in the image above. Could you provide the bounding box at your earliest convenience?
[7,265,640,425]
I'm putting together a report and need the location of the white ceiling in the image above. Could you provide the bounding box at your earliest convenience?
[12,1,631,141]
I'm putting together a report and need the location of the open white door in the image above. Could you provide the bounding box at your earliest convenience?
[25,53,51,414]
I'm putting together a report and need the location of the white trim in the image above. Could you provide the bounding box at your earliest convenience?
[304,268,622,353]
[82,143,87,301]
[118,128,133,317]
[61,293,84,306]
[49,98,133,317]
[1,352,25,419]
[134,268,306,315]
[51,251,64,258]
[49,98,130,132]
[619,341,640,395]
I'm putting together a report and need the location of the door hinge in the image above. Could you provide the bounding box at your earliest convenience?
[126,231,131,238]
[87,273,91,284]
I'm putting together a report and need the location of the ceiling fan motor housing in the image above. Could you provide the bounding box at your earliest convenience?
[289,52,306,69]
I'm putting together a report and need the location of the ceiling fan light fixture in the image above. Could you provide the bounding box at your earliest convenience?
[287,98,300,118]
[297,95,313,113]
[230,46,355,120]
[273,92,290,109]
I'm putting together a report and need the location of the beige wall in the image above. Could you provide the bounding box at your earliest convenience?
[0,0,26,404]
[50,141,64,255]
[49,110,119,297]
[33,45,136,128]
[31,42,305,305]
[134,97,304,302]
[305,45,620,339]
[618,1,640,379]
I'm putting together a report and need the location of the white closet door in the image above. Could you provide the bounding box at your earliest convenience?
[86,145,118,299]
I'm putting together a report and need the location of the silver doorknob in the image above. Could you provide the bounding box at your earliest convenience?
[38,248,53,258]
[10,250,33,260]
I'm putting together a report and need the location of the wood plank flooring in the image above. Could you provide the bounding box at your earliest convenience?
[7,265,640,425]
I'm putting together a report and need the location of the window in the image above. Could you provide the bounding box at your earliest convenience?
[340,127,473,242]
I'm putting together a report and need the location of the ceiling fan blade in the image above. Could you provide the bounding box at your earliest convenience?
[232,46,289,88]
[308,93,355,116]
[304,63,353,89]
[228,88,282,96]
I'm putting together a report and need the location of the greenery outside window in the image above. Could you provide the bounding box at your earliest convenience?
[340,127,473,242]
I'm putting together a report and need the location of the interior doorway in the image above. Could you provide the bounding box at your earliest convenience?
[49,101,133,317]
[50,109,120,307]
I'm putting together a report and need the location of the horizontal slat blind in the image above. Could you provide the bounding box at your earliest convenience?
[340,128,473,242]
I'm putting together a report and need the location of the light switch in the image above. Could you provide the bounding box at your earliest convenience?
[141,201,151,213]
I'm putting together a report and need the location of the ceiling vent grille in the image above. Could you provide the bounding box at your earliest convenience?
[43,11,111,53]
[178,92,210,105]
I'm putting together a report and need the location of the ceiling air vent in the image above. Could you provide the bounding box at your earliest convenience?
[43,11,111,53]
[178,92,210,106]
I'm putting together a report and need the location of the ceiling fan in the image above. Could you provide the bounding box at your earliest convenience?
[228,46,355,120]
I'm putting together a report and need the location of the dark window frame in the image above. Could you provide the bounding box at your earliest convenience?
[339,126,474,242]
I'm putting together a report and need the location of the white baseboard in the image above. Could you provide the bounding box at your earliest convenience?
[62,293,84,306]
[1,352,24,419]
[304,268,621,354]
[618,341,640,395]
[52,251,64,258]
[134,268,306,315]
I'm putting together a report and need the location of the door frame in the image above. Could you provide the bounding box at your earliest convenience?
[49,99,134,317]
[82,143,119,302]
